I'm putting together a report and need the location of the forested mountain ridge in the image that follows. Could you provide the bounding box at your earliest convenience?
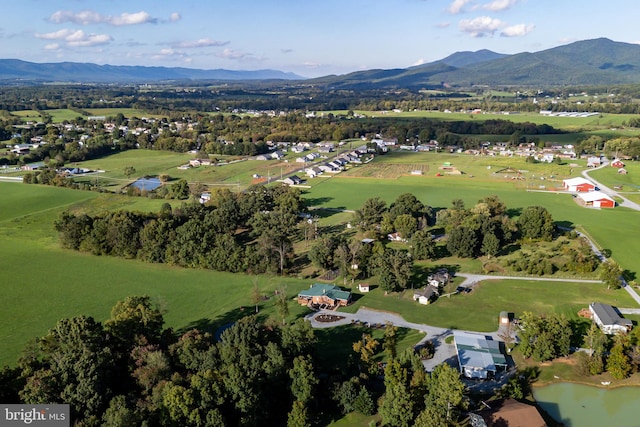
[309,38,640,89]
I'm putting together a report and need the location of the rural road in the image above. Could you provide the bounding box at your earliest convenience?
[582,160,640,211]
[306,306,506,373]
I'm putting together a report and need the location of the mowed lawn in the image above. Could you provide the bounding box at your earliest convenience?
[339,279,636,332]
[0,183,311,367]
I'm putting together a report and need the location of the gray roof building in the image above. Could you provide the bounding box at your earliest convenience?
[454,331,507,379]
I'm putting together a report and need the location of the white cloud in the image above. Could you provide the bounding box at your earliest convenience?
[110,12,156,26]
[500,23,535,37]
[437,22,451,29]
[152,48,192,63]
[447,0,473,14]
[216,48,253,60]
[171,38,229,49]
[48,10,158,26]
[35,29,113,47]
[458,16,505,37]
[49,10,103,25]
[35,29,75,40]
[412,59,426,66]
[44,43,60,51]
[303,61,322,68]
[482,0,518,12]
[169,13,181,22]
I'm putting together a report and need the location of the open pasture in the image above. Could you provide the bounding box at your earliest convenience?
[84,108,154,118]
[0,182,311,367]
[71,149,303,190]
[305,155,640,273]
[329,110,640,135]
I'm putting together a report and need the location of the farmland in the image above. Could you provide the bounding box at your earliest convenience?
[2,146,639,368]
[0,182,312,367]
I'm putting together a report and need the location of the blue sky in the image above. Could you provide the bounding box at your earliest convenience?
[3,0,640,77]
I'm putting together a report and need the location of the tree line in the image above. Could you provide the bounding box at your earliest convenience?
[54,185,306,275]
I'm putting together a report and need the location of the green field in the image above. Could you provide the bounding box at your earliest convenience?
[339,279,635,332]
[330,110,640,134]
[304,154,640,274]
[68,149,302,190]
[2,149,639,368]
[0,183,312,367]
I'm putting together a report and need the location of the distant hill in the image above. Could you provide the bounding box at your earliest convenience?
[0,59,303,83]
[1,38,639,87]
[308,38,640,89]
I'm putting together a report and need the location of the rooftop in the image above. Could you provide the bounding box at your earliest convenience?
[298,284,351,301]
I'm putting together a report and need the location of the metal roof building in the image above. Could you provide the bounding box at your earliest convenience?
[454,331,507,379]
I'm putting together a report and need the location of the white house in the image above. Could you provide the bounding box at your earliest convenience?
[589,302,632,335]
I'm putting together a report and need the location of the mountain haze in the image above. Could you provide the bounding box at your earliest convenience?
[0,38,638,87]
[0,59,303,83]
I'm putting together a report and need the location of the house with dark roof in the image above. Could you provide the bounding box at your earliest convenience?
[413,286,438,305]
[297,284,351,308]
[283,175,303,186]
[454,331,507,379]
[589,302,632,335]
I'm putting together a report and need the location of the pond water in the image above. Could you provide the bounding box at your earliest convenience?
[533,383,640,426]
[130,177,162,191]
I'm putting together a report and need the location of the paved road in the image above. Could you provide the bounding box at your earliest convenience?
[306,307,512,373]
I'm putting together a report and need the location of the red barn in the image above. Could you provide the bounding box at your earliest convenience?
[578,191,615,208]
[563,177,595,192]
[611,159,625,168]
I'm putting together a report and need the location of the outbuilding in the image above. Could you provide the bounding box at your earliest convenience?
[611,159,625,168]
[589,302,632,334]
[577,191,615,208]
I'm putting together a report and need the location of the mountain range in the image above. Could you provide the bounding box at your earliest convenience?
[0,38,639,87]
[0,59,302,83]
[310,38,640,89]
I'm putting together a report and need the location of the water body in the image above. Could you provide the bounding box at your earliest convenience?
[534,383,640,426]
[130,177,162,191]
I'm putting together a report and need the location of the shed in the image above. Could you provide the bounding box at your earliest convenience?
[499,311,510,326]
[358,283,370,293]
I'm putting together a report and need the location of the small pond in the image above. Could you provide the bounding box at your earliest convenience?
[533,382,640,426]
[130,177,162,191]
